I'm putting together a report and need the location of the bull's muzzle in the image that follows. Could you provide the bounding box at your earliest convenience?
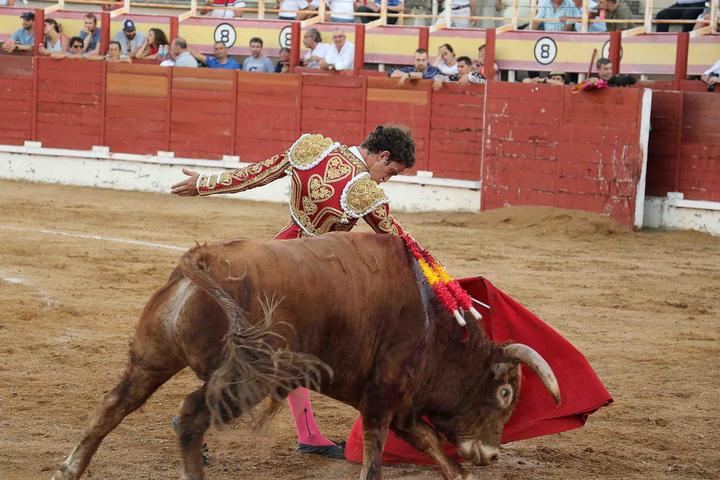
[458,440,500,466]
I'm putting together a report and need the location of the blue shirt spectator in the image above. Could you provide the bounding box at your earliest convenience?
[390,49,445,92]
[206,56,241,69]
[533,0,575,31]
[396,64,441,80]
[11,27,34,45]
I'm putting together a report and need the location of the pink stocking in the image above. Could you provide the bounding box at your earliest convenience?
[286,387,335,446]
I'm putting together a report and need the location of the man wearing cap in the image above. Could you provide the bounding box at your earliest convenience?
[113,19,145,57]
[2,12,35,54]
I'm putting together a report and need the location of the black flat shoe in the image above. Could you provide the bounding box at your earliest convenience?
[296,441,346,459]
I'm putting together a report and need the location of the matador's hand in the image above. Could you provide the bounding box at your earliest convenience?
[171,168,200,196]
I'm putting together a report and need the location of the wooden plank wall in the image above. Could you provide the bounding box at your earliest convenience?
[36,57,104,150]
[365,77,431,173]
[429,84,484,180]
[171,68,235,159]
[0,55,33,146]
[236,73,300,162]
[301,75,366,148]
[646,90,720,202]
[483,83,644,227]
[105,63,170,154]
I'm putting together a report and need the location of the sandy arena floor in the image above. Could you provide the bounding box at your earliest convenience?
[0,179,718,480]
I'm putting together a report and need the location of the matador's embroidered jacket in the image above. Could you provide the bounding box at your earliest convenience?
[196,133,405,237]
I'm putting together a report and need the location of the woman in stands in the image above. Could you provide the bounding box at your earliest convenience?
[434,43,459,76]
[39,18,68,55]
[135,28,170,61]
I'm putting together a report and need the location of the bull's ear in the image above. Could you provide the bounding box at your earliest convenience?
[491,362,514,380]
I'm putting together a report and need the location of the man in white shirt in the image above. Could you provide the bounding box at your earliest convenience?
[277,0,319,20]
[328,0,355,22]
[320,29,354,71]
[167,37,199,68]
[302,28,330,69]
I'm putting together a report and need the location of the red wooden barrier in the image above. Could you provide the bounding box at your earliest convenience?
[170,68,235,159]
[483,82,644,226]
[300,74,366,147]
[0,56,33,146]
[429,84,485,180]
[35,57,104,150]
[104,63,170,154]
[365,77,430,173]
[235,72,300,162]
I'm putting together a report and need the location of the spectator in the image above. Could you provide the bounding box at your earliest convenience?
[531,0,575,31]
[390,48,444,91]
[243,37,274,72]
[135,28,169,60]
[444,56,485,84]
[113,19,145,57]
[320,29,355,71]
[188,41,239,69]
[49,36,86,60]
[200,0,246,18]
[700,57,720,91]
[598,0,633,31]
[301,28,330,69]
[656,0,706,32]
[523,70,566,85]
[437,0,477,28]
[328,0,355,22]
[103,41,132,63]
[495,0,532,28]
[277,0,319,20]
[588,57,636,86]
[434,43,458,76]
[355,0,404,25]
[2,12,34,54]
[474,44,500,81]
[566,0,607,31]
[694,2,720,30]
[39,18,69,56]
[275,47,291,72]
[79,13,101,55]
[0,0,17,5]
[167,37,198,68]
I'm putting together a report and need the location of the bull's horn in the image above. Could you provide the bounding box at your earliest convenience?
[503,344,561,406]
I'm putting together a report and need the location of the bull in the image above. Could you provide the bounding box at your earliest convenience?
[51,232,560,480]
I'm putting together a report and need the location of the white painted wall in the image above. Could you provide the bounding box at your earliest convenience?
[644,193,720,237]
[0,143,481,213]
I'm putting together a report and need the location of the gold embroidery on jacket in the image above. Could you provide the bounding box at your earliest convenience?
[324,156,352,183]
[370,205,396,234]
[308,174,334,202]
[289,134,335,169]
[344,175,388,217]
[302,196,318,215]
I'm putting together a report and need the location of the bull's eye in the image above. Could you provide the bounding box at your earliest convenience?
[500,388,510,398]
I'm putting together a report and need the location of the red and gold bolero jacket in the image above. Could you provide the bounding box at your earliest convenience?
[195,134,404,236]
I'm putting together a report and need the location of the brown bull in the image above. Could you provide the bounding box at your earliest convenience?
[51,233,560,480]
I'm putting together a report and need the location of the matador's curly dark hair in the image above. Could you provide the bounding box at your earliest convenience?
[361,124,416,169]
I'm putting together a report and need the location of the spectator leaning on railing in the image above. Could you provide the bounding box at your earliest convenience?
[163,37,198,68]
[80,13,101,55]
[243,37,275,72]
[301,28,330,69]
[355,0,404,25]
[701,57,720,92]
[135,28,170,61]
[531,0,575,31]
[566,0,607,31]
[320,29,355,71]
[390,48,444,91]
[39,18,69,56]
[275,47,291,72]
[200,0,246,18]
[189,41,241,69]
[598,0,633,31]
[2,11,34,54]
[655,0,706,32]
[442,56,485,84]
[328,0,355,22]
[113,19,145,57]
[587,57,637,87]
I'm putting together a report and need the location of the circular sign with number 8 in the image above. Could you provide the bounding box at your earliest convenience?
[534,37,558,66]
[214,23,237,49]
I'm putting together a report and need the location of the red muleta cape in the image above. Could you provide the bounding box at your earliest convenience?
[344,277,612,464]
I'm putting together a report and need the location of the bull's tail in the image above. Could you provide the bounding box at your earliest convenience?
[179,245,331,428]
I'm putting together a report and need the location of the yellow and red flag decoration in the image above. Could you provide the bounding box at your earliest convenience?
[401,234,482,328]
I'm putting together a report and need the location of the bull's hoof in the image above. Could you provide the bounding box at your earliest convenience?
[50,466,76,480]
